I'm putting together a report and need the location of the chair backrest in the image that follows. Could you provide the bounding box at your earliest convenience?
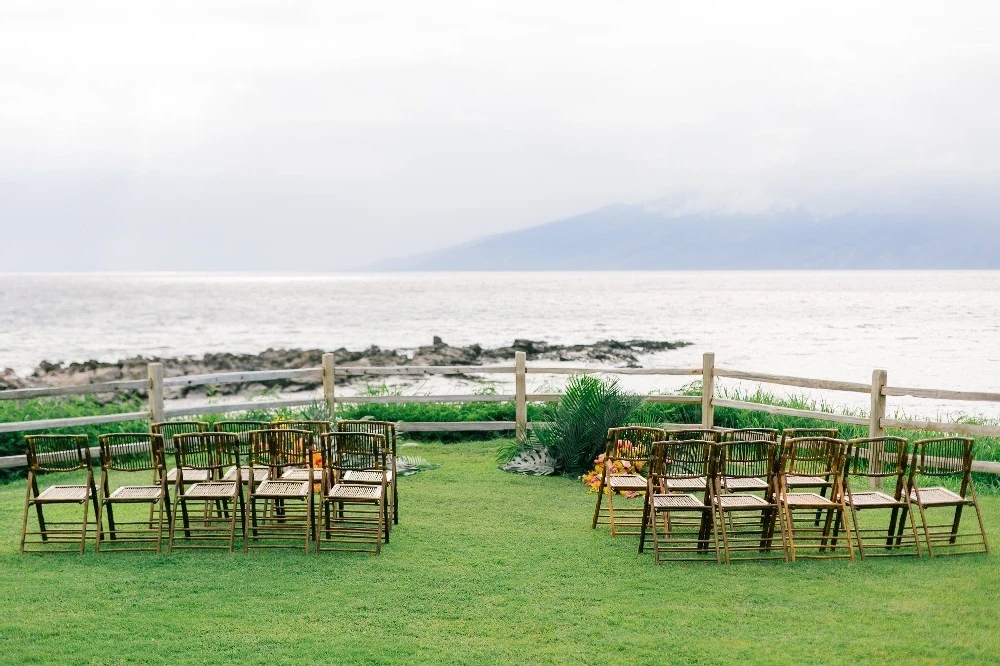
[25,434,92,473]
[320,432,387,476]
[910,437,974,478]
[844,437,909,478]
[651,439,714,482]
[213,420,270,437]
[336,420,397,456]
[98,433,165,473]
[781,427,838,444]
[247,428,313,472]
[151,421,208,455]
[668,428,723,442]
[715,440,776,480]
[173,432,240,473]
[272,420,331,441]
[778,437,847,479]
[723,428,778,443]
[605,427,667,463]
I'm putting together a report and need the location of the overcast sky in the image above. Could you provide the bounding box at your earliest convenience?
[3,1,999,270]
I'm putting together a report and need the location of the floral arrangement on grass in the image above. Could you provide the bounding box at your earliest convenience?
[581,440,647,499]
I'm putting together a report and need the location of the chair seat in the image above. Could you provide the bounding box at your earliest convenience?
[184,482,238,499]
[342,470,393,483]
[280,468,322,482]
[664,477,706,491]
[254,480,310,498]
[652,493,704,509]
[608,474,647,490]
[166,467,212,483]
[725,477,768,491]
[786,475,828,487]
[715,493,769,508]
[781,492,834,507]
[223,466,270,483]
[849,491,900,508]
[35,485,89,503]
[328,484,383,501]
[108,485,163,502]
[910,487,964,506]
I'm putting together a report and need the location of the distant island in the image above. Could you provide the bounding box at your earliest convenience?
[371,200,1000,270]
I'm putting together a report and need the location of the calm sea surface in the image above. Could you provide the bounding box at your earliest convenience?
[2,271,999,418]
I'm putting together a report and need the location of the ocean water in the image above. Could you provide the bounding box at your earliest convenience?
[2,271,999,418]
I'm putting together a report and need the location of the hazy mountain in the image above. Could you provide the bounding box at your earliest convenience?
[372,202,1000,270]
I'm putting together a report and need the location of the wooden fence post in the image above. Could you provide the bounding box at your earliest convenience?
[515,351,527,444]
[147,362,165,424]
[869,368,888,488]
[322,353,336,419]
[701,352,715,428]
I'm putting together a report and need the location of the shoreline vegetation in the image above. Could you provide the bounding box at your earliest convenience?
[0,337,691,400]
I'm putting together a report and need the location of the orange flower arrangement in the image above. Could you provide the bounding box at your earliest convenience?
[581,440,646,499]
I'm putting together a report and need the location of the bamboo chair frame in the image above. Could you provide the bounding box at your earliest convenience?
[151,420,210,484]
[95,433,171,553]
[317,432,388,554]
[842,437,921,558]
[273,420,329,485]
[667,428,724,442]
[639,440,719,563]
[722,428,779,443]
[775,437,854,562]
[213,421,271,485]
[168,432,246,552]
[712,441,786,563]
[337,420,399,527]
[244,429,315,553]
[907,437,990,557]
[779,428,840,525]
[591,427,666,536]
[19,435,99,555]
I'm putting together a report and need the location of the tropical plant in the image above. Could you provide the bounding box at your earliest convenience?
[526,374,650,477]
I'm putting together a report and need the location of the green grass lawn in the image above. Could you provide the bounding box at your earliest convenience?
[1,439,998,665]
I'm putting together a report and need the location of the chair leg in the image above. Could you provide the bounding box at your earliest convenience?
[19,482,32,555]
[972,499,991,555]
[915,501,934,557]
[591,476,606,529]
[608,490,617,537]
[79,495,90,556]
[638,496,651,554]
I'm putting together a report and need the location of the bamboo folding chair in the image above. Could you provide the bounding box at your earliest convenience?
[712,440,785,563]
[245,428,315,553]
[591,426,665,536]
[317,432,389,554]
[213,420,271,485]
[775,437,854,562]
[19,435,99,555]
[907,437,990,557]
[168,432,246,552]
[273,420,329,485]
[842,437,921,558]
[668,428,724,442]
[718,430,778,493]
[639,440,719,563]
[95,433,171,553]
[151,421,210,485]
[337,420,399,528]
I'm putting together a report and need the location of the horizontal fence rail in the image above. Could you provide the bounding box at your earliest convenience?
[3,351,1000,474]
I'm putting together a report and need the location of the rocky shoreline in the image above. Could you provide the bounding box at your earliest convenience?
[1,337,691,400]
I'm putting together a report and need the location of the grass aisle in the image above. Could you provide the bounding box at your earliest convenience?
[0,440,998,665]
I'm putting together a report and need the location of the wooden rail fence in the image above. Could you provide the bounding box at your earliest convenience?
[2,351,1000,474]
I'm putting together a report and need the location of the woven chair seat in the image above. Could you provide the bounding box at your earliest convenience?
[108,485,163,502]
[910,487,964,506]
[280,468,322,482]
[166,467,212,483]
[781,492,834,507]
[725,477,768,491]
[786,475,828,487]
[608,474,647,490]
[342,470,393,483]
[849,491,899,508]
[652,493,704,509]
[223,466,270,483]
[715,494,769,508]
[327,484,382,501]
[254,480,310,498]
[664,477,706,491]
[35,485,89,503]
[184,482,238,499]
